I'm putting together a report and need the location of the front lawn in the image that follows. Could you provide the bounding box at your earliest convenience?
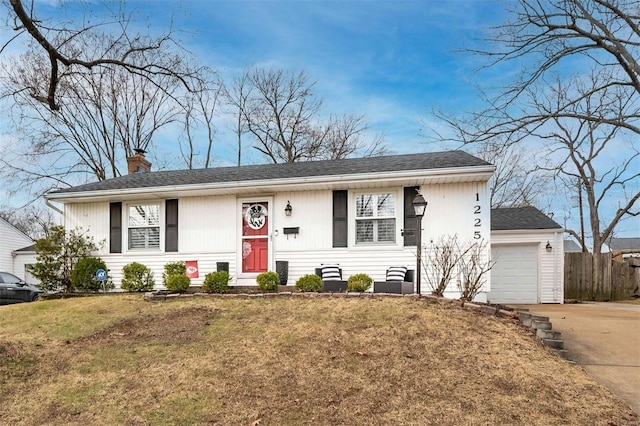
[0,295,635,425]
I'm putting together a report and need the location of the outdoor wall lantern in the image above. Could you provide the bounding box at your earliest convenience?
[284,201,293,217]
[546,241,553,252]
[412,193,428,295]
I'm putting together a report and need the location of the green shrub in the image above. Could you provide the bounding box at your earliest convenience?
[347,273,372,292]
[295,274,322,292]
[71,257,113,292]
[202,271,231,293]
[162,261,186,286]
[166,273,190,292]
[256,271,279,292]
[121,262,155,292]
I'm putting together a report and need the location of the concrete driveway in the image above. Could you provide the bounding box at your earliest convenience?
[514,302,640,415]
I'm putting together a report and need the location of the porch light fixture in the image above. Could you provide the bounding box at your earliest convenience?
[284,201,293,217]
[412,193,428,296]
[546,241,552,252]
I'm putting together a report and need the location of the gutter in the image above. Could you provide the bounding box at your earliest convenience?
[46,165,496,203]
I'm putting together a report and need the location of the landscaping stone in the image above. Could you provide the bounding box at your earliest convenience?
[550,348,569,359]
[479,306,497,315]
[537,329,562,340]
[518,311,533,327]
[543,339,565,350]
[531,319,552,330]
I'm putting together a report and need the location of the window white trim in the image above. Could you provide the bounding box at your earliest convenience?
[351,190,400,246]
[125,201,163,251]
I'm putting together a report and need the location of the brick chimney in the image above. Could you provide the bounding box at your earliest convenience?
[127,148,152,174]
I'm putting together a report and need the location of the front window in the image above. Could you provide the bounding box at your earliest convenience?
[128,204,160,249]
[355,193,395,244]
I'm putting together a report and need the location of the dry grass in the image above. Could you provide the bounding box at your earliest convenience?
[0,295,636,425]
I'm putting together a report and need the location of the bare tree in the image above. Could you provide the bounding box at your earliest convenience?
[470,140,552,208]
[430,0,639,250]
[423,234,471,296]
[457,239,495,301]
[240,68,325,163]
[3,0,200,111]
[229,67,387,164]
[0,205,57,239]
[1,42,189,196]
[179,69,223,169]
[223,68,252,166]
[531,75,640,256]
[320,113,388,160]
[435,0,639,145]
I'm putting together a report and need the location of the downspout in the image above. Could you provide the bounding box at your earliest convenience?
[45,198,64,215]
[553,231,560,303]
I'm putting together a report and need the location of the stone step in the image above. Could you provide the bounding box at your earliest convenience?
[531,319,552,330]
[531,314,550,322]
[543,338,564,350]
[537,329,562,339]
[549,348,569,359]
[518,311,533,327]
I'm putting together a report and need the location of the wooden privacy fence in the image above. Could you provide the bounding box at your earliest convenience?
[564,252,640,301]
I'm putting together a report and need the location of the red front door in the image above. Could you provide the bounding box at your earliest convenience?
[242,202,269,273]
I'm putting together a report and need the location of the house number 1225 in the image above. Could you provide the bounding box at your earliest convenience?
[473,193,481,239]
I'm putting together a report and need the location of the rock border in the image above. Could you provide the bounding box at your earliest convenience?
[144,290,518,319]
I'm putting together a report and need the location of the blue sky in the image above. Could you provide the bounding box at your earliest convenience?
[1,0,638,238]
[141,0,505,159]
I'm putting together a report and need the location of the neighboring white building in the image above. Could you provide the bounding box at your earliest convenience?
[489,207,564,304]
[45,151,497,300]
[0,216,34,279]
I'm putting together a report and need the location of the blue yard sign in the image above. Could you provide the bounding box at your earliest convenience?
[96,269,107,282]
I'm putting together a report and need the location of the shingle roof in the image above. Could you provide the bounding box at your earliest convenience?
[564,240,583,253]
[13,244,36,252]
[49,150,491,195]
[491,206,562,231]
[609,237,640,251]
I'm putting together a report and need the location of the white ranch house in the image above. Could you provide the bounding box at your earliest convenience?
[44,150,564,303]
[0,216,35,281]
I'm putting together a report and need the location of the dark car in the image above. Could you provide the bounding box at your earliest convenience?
[0,272,43,305]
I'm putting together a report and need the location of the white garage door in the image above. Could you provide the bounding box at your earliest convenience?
[489,244,538,304]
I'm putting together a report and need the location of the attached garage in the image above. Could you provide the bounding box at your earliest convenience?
[490,244,538,304]
[489,207,564,304]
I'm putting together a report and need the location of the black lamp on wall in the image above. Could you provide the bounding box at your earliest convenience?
[284,201,293,217]
[546,241,553,252]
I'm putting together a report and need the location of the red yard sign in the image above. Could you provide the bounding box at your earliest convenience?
[186,260,199,278]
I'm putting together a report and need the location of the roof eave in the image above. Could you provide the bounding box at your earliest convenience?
[46,165,496,204]
[491,228,564,234]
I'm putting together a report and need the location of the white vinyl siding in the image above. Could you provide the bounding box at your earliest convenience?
[0,218,33,277]
[54,180,495,299]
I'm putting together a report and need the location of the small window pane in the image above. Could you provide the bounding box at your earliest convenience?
[128,228,160,249]
[377,194,395,216]
[356,195,374,218]
[129,205,159,227]
[377,219,396,242]
[356,220,374,243]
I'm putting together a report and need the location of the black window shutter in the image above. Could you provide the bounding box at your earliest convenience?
[165,199,179,252]
[403,186,419,247]
[332,190,348,248]
[109,202,122,253]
